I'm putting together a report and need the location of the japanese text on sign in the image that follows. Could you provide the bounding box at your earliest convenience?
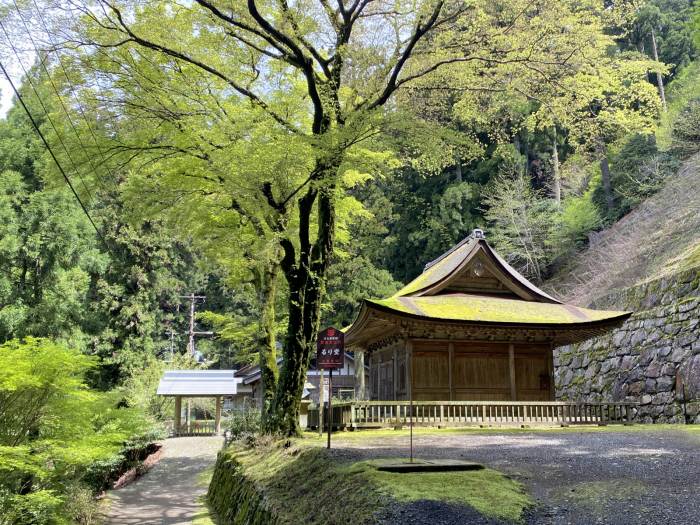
[316,327,344,369]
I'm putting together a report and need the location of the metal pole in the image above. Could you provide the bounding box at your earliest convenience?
[318,367,324,436]
[327,369,333,449]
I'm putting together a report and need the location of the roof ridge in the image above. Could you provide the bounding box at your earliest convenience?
[424,229,484,271]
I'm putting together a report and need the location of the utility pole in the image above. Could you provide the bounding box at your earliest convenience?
[167,325,177,361]
[179,293,213,356]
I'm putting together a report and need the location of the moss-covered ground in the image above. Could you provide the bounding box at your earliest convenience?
[220,436,532,524]
[554,480,649,512]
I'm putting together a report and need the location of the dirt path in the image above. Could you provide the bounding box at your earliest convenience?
[105,436,223,525]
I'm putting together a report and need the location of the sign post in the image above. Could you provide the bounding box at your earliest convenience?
[316,327,344,449]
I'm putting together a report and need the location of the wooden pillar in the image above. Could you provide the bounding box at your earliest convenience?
[548,342,555,401]
[406,339,413,401]
[174,396,182,436]
[393,345,398,401]
[508,343,517,401]
[448,342,455,401]
[354,348,366,401]
[186,399,191,432]
[215,396,222,434]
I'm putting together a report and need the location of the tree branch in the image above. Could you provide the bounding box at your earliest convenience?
[365,0,445,110]
[247,0,326,133]
[101,2,299,133]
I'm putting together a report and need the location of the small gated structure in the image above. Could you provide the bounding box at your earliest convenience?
[307,400,637,430]
[157,370,242,436]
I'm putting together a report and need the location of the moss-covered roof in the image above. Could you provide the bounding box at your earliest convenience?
[393,234,559,302]
[395,238,478,296]
[344,231,633,347]
[368,295,629,325]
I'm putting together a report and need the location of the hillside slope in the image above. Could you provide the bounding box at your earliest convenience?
[545,153,700,306]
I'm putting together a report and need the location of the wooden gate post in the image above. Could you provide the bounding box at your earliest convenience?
[215,396,222,434]
[174,396,182,436]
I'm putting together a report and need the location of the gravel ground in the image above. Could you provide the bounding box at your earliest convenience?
[105,436,223,525]
[331,427,700,525]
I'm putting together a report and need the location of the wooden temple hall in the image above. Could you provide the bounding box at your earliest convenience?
[315,230,638,428]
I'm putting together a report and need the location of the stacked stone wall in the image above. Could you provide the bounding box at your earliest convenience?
[554,268,700,423]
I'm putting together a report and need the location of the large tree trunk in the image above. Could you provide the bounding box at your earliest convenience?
[650,28,667,112]
[268,159,339,436]
[258,263,279,429]
[551,128,561,207]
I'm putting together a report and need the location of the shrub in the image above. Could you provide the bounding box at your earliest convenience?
[0,339,156,522]
[594,134,678,222]
[64,484,101,525]
[671,98,700,158]
[0,489,64,525]
[227,408,262,441]
[554,191,603,254]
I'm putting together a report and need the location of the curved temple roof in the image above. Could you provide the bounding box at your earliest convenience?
[368,295,628,326]
[345,230,631,347]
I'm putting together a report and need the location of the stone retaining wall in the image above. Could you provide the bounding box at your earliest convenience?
[207,449,277,524]
[554,268,700,423]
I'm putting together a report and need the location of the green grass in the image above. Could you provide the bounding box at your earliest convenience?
[191,496,216,525]
[356,461,531,522]
[191,466,216,524]
[224,438,532,524]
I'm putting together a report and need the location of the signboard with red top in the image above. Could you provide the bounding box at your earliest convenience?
[316,327,344,369]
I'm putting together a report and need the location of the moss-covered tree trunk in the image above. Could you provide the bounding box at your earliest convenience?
[258,263,279,429]
[269,157,338,436]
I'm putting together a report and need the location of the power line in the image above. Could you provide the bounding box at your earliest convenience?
[0,18,96,206]
[27,0,119,193]
[0,57,110,250]
[11,0,111,196]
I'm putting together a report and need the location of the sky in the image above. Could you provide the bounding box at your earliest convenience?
[1,77,14,117]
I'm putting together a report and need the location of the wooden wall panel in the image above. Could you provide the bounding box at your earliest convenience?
[515,344,551,401]
[412,351,449,388]
[412,349,449,400]
[371,340,553,401]
[454,391,511,401]
[378,362,394,400]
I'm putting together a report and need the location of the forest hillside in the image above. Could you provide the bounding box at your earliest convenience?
[545,152,700,306]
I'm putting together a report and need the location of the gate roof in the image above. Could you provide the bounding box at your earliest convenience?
[156,370,240,396]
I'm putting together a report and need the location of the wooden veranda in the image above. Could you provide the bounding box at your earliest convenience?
[307,400,638,429]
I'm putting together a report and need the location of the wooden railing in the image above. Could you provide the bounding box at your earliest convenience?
[307,400,637,429]
[167,420,218,436]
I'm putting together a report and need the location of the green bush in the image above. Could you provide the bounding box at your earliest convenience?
[0,338,156,523]
[554,191,603,254]
[594,134,678,222]
[64,484,101,525]
[227,408,262,440]
[671,98,700,158]
[0,489,65,525]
